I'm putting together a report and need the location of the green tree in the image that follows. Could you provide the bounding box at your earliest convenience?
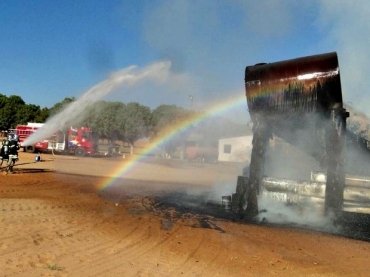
[0,94,49,130]
[97,101,125,142]
[48,97,76,117]
[14,104,46,125]
[150,104,196,155]
[81,101,127,146]
[34,107,50,123]
[151,105,194,133]
[119,102,152,154]
[0,95,26,129]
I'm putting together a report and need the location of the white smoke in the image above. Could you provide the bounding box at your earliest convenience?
[137,0,370,117]
[258,195,337,233]
[316,0,370,116]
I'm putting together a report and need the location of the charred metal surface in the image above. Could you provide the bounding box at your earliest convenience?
[245,122,271,217]
[311,171,370,214]
[245,52,342,115]
[261,177,325,206]
[325,108,348,215]
[241,52,370,219]
[236,176,249,212]
[245,52,343,164]
[241,52,349,217]
[262,177,325,194]
[261,175,370,215]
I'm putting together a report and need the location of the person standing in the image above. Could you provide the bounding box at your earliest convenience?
[0,136,9,168]
[5,134,19,174]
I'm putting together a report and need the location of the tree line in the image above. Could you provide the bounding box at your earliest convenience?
[0,94,249,155]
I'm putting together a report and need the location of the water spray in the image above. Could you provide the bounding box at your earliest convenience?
[23,61,172,146]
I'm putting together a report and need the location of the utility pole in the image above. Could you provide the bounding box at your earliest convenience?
[189,95,194,110]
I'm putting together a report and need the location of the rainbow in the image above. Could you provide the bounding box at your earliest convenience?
[98,92,248,191]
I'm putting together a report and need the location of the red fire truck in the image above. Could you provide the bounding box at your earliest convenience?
[9,123,98,156]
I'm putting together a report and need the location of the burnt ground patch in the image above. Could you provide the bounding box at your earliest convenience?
[1,168,51,174]
[143,191,370,241]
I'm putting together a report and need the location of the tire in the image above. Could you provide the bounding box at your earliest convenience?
[74,147,86,157]
[25,145,35,153]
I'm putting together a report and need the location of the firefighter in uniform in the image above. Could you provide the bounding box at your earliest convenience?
[1,134,11,171]
[1,133,19,174]
[0,136,8,168]
[6,134,20,174]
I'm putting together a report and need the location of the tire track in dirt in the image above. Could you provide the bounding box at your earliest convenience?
[68,206,180,276]
[132,196,233,276]
[57,195,218,276]
[1,154,369,277]
[0,189,121,275]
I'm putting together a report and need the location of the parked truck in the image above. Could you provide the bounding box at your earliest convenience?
[186,146,218,163]
[9,123,98,156]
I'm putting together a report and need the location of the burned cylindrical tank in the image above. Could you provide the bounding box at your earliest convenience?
[243,52,348,216]
[245,52,343,119]
[245,52,347,165]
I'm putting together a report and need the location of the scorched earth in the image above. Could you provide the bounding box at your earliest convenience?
[0,152,369,277]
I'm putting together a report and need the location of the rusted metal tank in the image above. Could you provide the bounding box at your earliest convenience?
[245,52,343,116]
[245,52,369,174]
[237,52,370,220]
[245,52,345,161]
[240,52,350,217]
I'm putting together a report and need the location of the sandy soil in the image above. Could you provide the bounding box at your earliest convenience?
[0,152,369,277]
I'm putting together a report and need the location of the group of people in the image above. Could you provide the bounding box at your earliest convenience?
[0,133,20,174]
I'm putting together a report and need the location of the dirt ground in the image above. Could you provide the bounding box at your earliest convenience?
[1,152,369,277]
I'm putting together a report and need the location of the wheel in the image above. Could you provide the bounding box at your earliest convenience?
[74,147,86,157]
[25,145,35,153]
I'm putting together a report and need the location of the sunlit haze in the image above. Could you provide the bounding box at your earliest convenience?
[1,1,370,117]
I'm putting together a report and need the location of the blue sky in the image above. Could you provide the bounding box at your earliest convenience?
[1,0,370,118]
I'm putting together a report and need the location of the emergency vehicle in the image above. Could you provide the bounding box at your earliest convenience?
[9,123,98,156]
